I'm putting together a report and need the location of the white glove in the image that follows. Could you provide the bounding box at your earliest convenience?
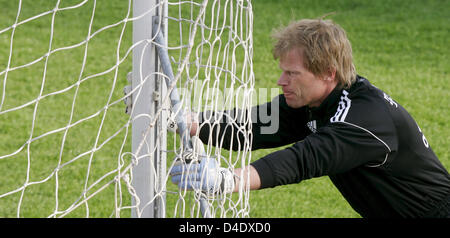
[169,152,235,196]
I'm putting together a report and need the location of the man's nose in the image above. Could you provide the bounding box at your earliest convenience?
[277,72,288,86]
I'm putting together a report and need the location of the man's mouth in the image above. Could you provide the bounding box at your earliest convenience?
[283,91,294,97]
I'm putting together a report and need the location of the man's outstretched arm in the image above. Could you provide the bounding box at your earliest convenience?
[233,165,261,192]
[187,95,311,151]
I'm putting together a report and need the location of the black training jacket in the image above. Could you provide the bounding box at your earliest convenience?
[197,75,450,217]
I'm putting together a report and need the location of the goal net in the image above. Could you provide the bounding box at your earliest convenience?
[0,0,254,218]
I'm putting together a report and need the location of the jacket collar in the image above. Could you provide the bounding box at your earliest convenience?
[306,75,366,121]
[307,86,343,120]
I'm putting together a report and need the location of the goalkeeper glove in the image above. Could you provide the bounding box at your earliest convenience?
[169,153,235,196]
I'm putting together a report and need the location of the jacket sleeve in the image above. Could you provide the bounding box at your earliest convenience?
[251,122,392,189]
[197,95,311,151]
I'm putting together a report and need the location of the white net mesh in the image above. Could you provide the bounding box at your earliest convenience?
[0,0,253,217]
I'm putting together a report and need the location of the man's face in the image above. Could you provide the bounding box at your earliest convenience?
[277,48,335,108]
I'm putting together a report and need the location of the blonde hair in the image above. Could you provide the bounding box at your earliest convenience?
[272,19,356,89]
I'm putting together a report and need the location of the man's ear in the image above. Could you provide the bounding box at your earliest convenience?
[324,67,336,81]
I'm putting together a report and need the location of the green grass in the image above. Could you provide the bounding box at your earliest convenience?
[0,0,133,217]
[0,0,448,218]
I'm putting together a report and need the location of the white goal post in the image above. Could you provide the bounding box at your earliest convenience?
[0,0,254,218]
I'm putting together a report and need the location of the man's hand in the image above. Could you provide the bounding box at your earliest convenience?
[186,111,199,137]
[169,153,235,196]
[166,110,199,137]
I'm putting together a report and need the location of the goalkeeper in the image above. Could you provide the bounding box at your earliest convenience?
[169,19,450,218]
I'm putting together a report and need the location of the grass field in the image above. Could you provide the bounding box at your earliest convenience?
[0,0,448,218]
